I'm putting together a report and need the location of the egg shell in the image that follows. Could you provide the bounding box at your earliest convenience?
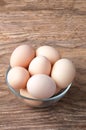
[20,89,42,106]
[51,58,76,89]
[7,67,30,90]
[27,74,56,99]
[36,45,60,64]
[29,56,51,76]
[55,87,61,95]
[10,44,35,68]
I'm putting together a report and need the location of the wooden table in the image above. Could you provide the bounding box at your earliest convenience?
[0,0,86,130]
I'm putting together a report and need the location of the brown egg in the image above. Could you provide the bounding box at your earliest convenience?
[20,89,42,107]
[51,58,76,89]
[29,56,51,76]
[27,74,56,99]
[10,44,35,68]
[7,67,30,90]
[36,45,60,64]
[55,87,61,95]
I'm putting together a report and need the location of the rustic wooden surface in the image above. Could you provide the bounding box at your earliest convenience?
[0,0,86,130]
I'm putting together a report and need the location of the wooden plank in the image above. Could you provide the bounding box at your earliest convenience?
[0,10,86,47]
[0,0,86,11]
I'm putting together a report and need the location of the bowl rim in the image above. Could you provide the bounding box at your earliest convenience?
[6,66,72,102]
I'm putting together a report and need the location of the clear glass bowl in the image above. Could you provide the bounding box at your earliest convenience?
[6,67,71,108]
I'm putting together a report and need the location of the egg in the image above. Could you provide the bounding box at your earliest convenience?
[29,56,51,76]
[27,74,56,99]
[10,44,35,68]
[7,67,30,89]
[55,87,61,95]
[36,45,60,64]
[20,89,42,106]
[51,58,76,89]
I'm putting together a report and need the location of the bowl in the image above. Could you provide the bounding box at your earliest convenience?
[6,67,71,108]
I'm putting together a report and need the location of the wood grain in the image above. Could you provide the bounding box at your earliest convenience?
[0,0,86,130]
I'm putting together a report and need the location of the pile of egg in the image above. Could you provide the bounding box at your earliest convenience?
[7,44,76,100]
